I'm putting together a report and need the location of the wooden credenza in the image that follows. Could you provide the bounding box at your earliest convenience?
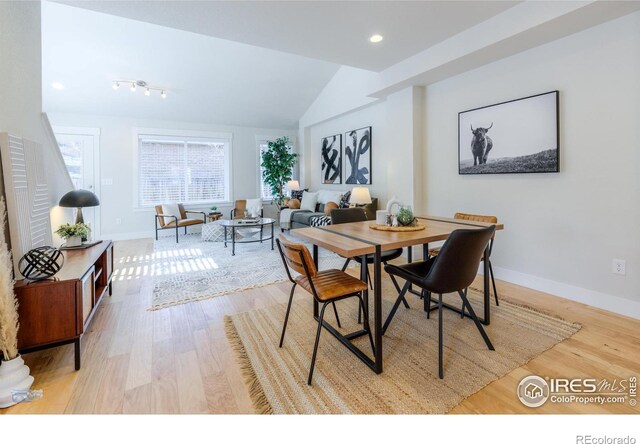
[14,241,114,370]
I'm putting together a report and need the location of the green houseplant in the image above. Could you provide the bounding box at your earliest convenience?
[261,136,298,209]
[55,223,91,247]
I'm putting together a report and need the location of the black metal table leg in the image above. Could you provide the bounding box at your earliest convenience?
[232,227,236,256]
[260,225,264,243]
[483,246,490,325]
[423,243,429,261]
[74,337,81,370]
[407,245,413,293]
[271,223,274,250]
[313,244,319,318]
[359,255,368,324]
[224,226,228,247]
[373,244,383,374]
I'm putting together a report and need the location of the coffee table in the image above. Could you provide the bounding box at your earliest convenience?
[215,218,276,255]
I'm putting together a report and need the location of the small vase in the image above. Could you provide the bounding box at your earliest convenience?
[66,236,82,247]
[0,355,35,408]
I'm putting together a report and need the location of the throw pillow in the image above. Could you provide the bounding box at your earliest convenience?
[300,191,319,212]
[245,198,263,217]
[317,190,343,205]
[162,203,182,220]
[287,198,301,209]
[290,188,307,201]
[339,190,351,208]
[324,201,338,216]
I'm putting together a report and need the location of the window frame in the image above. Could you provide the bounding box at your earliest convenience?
[256,135,297,203]
[133,128,233,209]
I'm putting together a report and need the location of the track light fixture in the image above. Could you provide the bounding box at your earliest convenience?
[112,79,168,98]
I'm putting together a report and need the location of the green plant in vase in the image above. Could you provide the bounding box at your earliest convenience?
[397,207,415,226]
[55,223,91,247]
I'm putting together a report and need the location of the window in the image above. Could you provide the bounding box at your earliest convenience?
[257,137,295,201]
[258,141,273,200]
[137,131,231,207]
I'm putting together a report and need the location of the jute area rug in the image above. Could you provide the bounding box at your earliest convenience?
[225,283,581,414]
[151,232,350,310]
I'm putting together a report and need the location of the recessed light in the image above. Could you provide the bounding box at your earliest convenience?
[51,82,65,90]
[369,34,383,43]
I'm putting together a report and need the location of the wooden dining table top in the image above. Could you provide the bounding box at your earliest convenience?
[292,215,504,256]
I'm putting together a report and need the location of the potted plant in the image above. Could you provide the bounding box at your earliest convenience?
[261,136,298,210]
[0,198,35,408]
[210,206,219,214]
[55,223,91,247]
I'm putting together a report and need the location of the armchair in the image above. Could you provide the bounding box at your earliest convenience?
[230,199,263,219]
[154,204,207,243]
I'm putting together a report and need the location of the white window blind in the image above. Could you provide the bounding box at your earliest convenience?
[138,135,230,206]
[258,142,273,200]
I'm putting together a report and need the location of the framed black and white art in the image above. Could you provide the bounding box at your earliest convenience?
[321,133,342,184]
[344,126,372,184]
[458,90,559,175]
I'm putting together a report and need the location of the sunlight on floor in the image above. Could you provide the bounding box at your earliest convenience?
[113,246,220,281]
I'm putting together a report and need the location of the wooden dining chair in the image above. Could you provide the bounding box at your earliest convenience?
[330,207,408,322]
[276,235,374,385]
[382,226,496,379]
[429,213,500,307]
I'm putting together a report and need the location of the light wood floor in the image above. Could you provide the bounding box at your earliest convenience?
[2,238,639,414]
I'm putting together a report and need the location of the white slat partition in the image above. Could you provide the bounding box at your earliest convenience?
[0,133,53,275]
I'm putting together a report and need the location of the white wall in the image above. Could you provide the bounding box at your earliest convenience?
[0,2,74,242]
[424,12,640,311]
[303,87,423,209]
[48,113,297,240]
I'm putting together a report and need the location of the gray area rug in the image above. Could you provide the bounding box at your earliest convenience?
[151,232,350,310]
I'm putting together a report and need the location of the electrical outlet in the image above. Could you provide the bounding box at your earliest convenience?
[612,259,626,275]
[101,178,113,186]
[115,218,122,225]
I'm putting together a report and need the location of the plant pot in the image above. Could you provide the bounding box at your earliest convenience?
[0,354,35,408]
[65,236,82,247]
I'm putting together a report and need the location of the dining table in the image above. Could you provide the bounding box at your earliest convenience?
[292,215,504,375]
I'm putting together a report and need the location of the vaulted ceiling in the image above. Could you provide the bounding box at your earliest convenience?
[42,1,340,129]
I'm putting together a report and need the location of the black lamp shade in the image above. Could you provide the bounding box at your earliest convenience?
[59,189,100,208]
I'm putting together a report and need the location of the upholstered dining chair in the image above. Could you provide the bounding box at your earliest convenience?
[330,207,407,322]
[382,226,496,379]
[428,213,500,307]
[276,235,374,385]
[330,208,404,286]
[154,204,206,243]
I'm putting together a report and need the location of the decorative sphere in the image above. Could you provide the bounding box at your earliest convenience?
[397,207,415,226]
[18,246,65,281]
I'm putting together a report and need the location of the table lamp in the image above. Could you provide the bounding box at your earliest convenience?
[350,186,372,206]
[286,180,301,196]
[59,189,100,224]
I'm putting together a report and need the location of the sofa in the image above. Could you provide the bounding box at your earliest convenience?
[290,191,378,229]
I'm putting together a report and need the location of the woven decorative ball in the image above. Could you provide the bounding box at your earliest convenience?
[18,246,65,281]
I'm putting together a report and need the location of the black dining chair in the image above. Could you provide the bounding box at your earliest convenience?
[330,208,407,322]
[382,226,496,379]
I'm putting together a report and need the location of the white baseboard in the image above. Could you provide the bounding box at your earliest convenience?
[99,231,154,241]
[488,265,640,320]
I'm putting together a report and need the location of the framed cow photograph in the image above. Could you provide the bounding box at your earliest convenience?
[458,90,559,175]
[321,133,342,184]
